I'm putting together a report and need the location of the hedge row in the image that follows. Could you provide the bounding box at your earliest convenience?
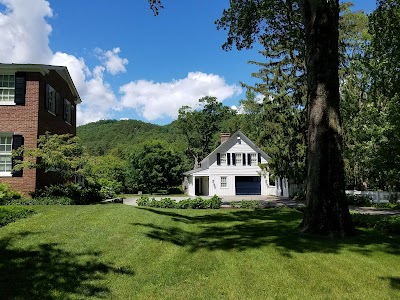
[0,206,35,227]
[136,195,222,209]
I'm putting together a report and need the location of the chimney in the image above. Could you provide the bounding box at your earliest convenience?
[220,133,231,144]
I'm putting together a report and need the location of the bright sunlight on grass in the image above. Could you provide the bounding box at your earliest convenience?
[0,205,399,299]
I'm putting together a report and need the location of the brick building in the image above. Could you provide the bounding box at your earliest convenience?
[0,64,81,195]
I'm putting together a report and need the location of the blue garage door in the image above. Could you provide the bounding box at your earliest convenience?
[235,176,261,195]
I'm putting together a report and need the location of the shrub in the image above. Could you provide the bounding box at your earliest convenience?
[352,213,400,234]
[5,196,74,205]
[0,206,35,227]
[98,178,123,199]
[136,195,152,207]
[32,183,103,204]
[230,200,261,209]
[346,194,372,206]
[205,195,222,209]
[136,195,222,209]
[0,183,24,205]
[388,193,399,204]
[158,197,177,208]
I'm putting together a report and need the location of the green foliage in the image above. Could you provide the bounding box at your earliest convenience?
[0,206,34,227]
[230,200,261,209]
[177,96,237,168]
[13,133,86,182]
[77,119,187,156]
[136,195,222,209]
[3,197,75,206]
[32,184,103,204]
[0,183,23,204]
[84,153,127,198]
[127,141,184,194]
[352,213,400,234]
[346,194,373,206]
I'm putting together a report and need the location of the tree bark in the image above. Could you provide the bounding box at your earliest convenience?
[300,0,355,236]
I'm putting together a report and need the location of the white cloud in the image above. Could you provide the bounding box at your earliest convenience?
[96,47,128,75]
[0,0,52,63]
[119,72,242,121]
[0,0,121,125]
[0,0,241,125]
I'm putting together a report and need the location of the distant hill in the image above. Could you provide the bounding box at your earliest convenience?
[77,119,187,156]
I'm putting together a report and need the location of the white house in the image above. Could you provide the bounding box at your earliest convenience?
[183,131,289,197]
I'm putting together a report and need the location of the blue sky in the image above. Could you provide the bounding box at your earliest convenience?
[0,0,376,125]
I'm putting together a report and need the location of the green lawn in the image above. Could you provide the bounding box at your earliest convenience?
[0,205,399,300]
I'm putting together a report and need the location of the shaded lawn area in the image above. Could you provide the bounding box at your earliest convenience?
[0,205,399,299]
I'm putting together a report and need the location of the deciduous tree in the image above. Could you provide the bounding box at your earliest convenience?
[216,0,355,235]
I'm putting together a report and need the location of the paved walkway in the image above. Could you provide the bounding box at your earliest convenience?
[123,195,400,215]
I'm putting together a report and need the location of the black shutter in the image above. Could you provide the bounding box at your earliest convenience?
[14,72,26,105]
[56,92,60,115]
[45,84,49,110]
[227,153,231,166]
[258,153,261,164]
[217,153,221,165]
[71,105,75,125]
[11,135,24,177]
[248,153,252,166]
[243,153,246,166]
[232,153,236,165]
[63,98,67,120]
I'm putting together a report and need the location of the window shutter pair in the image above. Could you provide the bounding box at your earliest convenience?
[14,72,26,105]
[11,135,24,177]
[45,84,61,115]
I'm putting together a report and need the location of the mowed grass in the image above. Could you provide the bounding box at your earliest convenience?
[0,205,399,300]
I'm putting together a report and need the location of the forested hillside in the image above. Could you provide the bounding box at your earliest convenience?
[77,119,186,156]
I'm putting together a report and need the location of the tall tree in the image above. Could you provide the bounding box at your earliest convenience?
[216,0,355,235]
[127,141,184,194]
[177,96,235,168]
[368,0,400,189]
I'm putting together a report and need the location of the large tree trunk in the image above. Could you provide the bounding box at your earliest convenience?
[300,0,355,236]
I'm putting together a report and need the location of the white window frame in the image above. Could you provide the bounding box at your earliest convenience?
[64,99,72,125]
[0,133,13,176]
[235,153,242,166]
[220,153,227,165]
[220,176,227,188]
[47,84,57,115]
[0,74,15,105]
[251,153,257,165]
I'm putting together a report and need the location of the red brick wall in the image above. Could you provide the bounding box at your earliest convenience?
[0,70,78,195]
[0,72,40,195]
[36,70,77,190]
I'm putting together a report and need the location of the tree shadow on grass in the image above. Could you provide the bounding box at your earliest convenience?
[0,231,133,300]
[380,277,400,290]
[133,207,400,257]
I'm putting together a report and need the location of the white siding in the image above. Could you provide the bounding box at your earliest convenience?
[187,175,194,196]
[184,131,281,197]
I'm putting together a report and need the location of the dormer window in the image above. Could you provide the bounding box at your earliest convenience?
[251,153,257,165]
[220,153,227,165]
[235,153,242,165]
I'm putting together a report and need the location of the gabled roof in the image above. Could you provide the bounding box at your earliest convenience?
[0,63,81,104]
[183,130,270,175]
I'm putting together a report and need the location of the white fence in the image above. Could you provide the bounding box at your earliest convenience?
[345,190,399,204]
